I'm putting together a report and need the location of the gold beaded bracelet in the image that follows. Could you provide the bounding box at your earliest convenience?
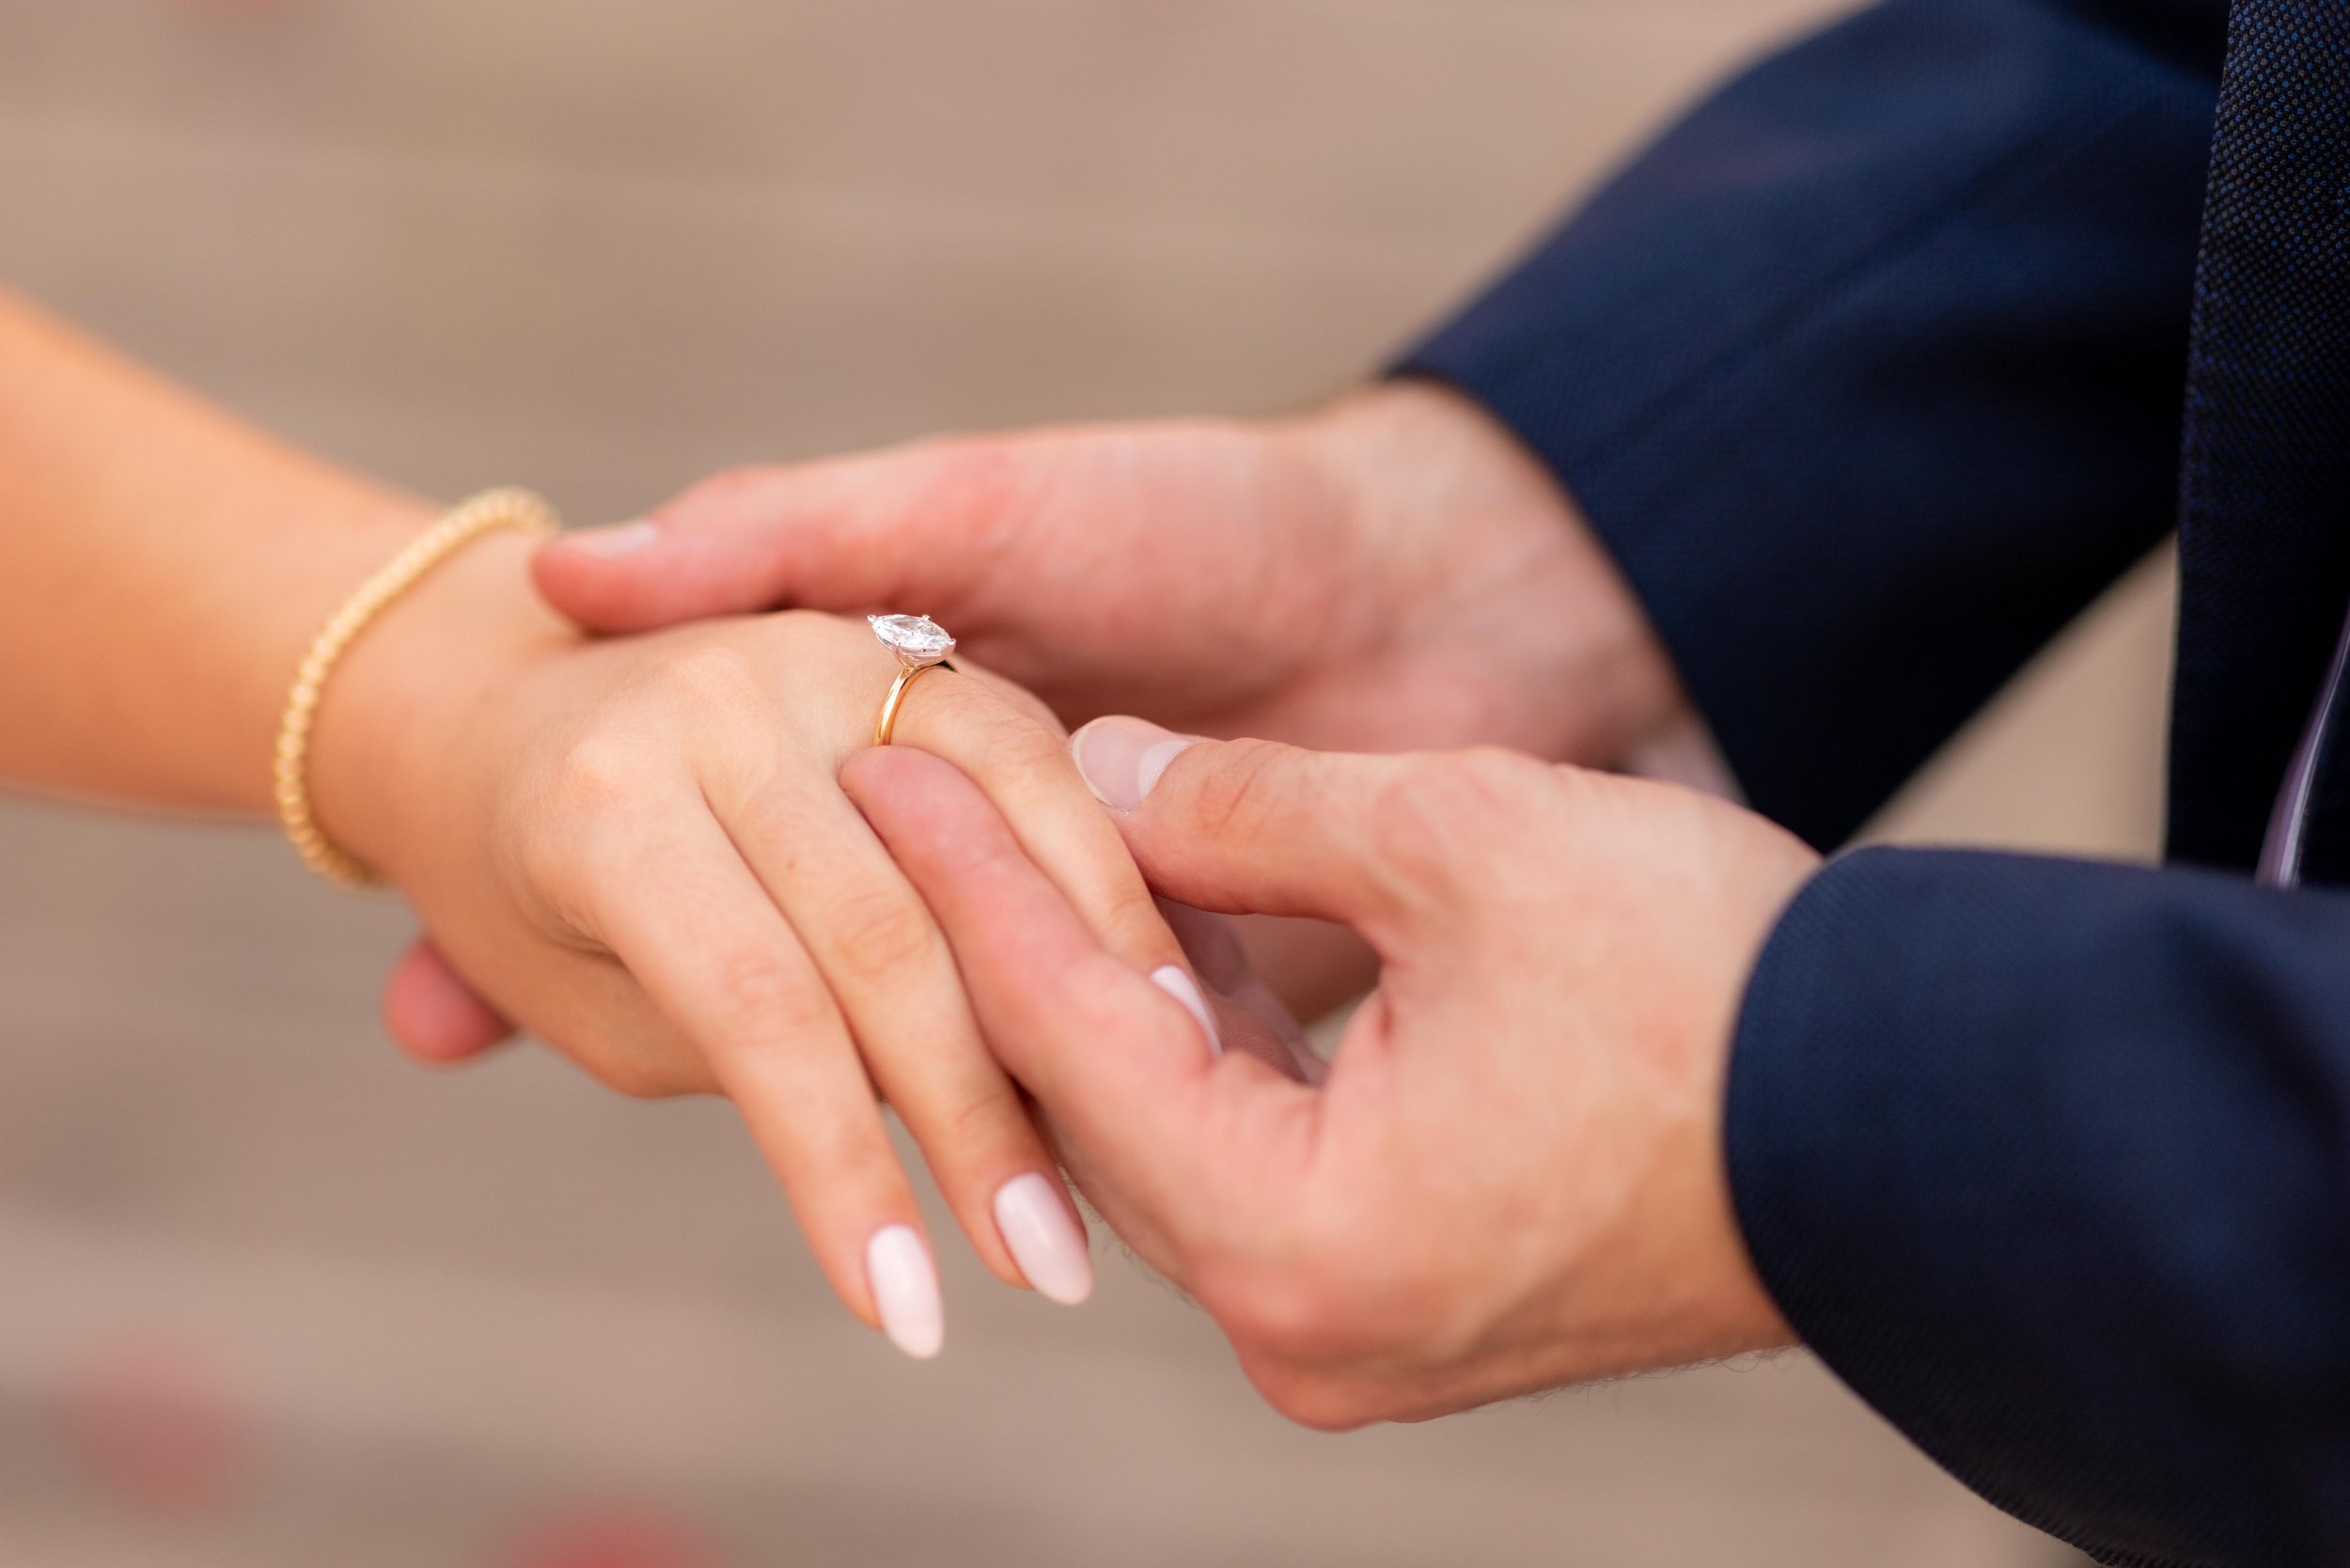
[273,487,561,888]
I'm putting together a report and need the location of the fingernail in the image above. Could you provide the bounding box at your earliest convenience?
[865,1225,944,1359]
[993,1173,1093,1306]
[1151,964,1223,1057]
[1072,716,1198,813]
[557,519,662,559]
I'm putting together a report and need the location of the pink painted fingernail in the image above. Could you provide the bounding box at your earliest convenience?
[993,1173,1093,1306]
[558,519,662,559]
[1072,717,1198,813]
[865,1226,944,1359]
[1151,964,1223,1057]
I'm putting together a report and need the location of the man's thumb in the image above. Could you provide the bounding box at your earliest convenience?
[1071,719,1401,928]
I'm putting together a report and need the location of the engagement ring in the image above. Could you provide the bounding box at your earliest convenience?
[870,614,957,745]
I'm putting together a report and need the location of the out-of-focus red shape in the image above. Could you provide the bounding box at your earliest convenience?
[501,1500,724,1568]
[60,1332,248,1519]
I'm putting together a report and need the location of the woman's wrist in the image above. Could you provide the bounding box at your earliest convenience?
[303,525,579,887]
[1294,380,1691,765]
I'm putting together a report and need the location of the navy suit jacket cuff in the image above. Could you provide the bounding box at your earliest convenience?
[1727,846,2350,1565]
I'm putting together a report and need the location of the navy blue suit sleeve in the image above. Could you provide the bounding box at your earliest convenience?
[1731,848,2350,1566]
[1401,0,2227,850]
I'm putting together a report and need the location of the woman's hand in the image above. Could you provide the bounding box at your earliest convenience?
[847,720,1820,1417]
[308,535,1195,1356]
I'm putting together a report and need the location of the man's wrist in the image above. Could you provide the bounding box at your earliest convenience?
[1294,380,1692,766]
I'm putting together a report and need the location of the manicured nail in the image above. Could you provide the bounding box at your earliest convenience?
[1151,964,1223,1057]
[993,1173,1093,1306]
[865,1225,944,1359]
[558,519,662,559]
[1072,716,1198,813]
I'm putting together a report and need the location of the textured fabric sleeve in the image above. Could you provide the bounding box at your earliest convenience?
[1729,846,2350,1566]
[1400,0,2228,850]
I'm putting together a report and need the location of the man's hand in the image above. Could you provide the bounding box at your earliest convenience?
[842,719,1818,1424]
[389,383,1693,1060]
[534,382,1683,766]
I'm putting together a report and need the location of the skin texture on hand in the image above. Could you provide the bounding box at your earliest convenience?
[843,722,1820,1424]
[307,541,1186,1353]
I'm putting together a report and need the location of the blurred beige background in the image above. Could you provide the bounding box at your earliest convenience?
[0,1,2164,1563]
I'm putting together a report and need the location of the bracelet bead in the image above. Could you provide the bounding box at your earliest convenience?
[273,486,560,888]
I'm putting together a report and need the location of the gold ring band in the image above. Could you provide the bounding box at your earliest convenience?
[868,614,960,745]
[875,659,954,745]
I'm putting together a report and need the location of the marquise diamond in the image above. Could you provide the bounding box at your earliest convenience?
[869,613,956,665]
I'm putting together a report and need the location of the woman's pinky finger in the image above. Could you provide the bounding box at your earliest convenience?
[586,821,946,1360]
[719,1020,947,1361]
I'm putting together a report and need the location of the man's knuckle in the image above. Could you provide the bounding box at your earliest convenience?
[906,437,1030,538]
[1369,748,1553,886]
[1184,739,1292,843]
